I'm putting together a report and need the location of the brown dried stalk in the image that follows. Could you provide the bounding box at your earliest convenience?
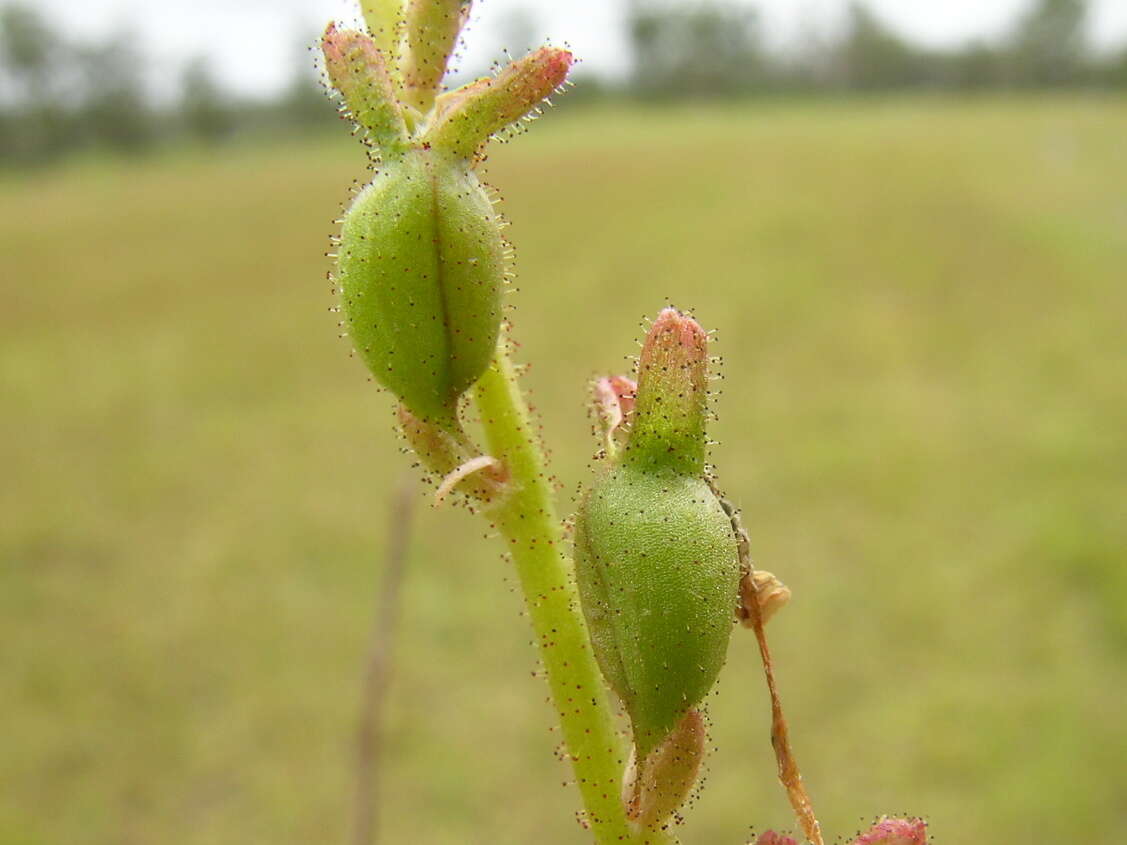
[352,473,416,845]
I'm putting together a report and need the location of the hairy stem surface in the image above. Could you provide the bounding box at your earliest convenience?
[473,337,677,845]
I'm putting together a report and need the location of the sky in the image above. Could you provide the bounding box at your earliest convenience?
[31,0,1127,98]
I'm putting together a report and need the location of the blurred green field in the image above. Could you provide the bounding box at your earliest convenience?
[3,97,1126,844]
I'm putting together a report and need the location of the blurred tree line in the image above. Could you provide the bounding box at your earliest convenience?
[2,0,1126,167]
[0,3,333,167]
[628,0,1127,97]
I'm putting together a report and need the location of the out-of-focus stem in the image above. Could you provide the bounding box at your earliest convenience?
[473,337,676,845]
[353,473,416,845]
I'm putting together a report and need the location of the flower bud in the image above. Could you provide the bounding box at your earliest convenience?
[574,309,740,768]
[850,818,928,845]
[336,148,505,430]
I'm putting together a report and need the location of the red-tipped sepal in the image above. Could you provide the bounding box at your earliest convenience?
[322,23,408,153]
[427,47,573,159]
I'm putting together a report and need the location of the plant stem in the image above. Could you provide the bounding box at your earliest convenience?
[473,336,677,845]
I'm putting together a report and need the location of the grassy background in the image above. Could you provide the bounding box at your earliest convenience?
[2,97,1125,844]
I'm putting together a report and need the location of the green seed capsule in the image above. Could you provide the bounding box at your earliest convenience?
[337,148,504,430]
[323,20,571,431]
[574,309,740,763]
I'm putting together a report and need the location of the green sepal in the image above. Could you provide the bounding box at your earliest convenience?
[400,0,472,113]
[359,0,405,73]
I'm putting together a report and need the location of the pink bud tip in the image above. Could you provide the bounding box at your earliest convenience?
[321,22,381,90]
[850,817,928,845]
[754,833,798,845]
[642,307,708,367]
[496,46,573,121]
[533,46,574,90]
[320,22,406,149]
[426,46,574,158]
[637,307,709,399]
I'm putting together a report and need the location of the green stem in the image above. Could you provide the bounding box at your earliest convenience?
[473,337,677,845]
